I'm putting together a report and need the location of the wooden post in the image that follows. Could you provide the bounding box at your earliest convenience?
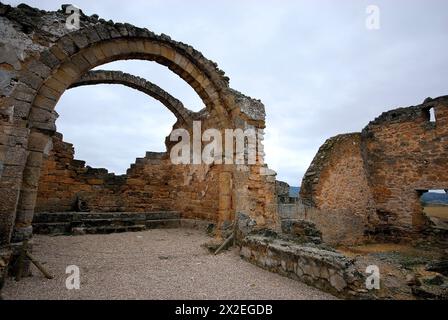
[214,233,234,255]
[14,240,54,281]
[15,240,28,282]
[26,252,53,279]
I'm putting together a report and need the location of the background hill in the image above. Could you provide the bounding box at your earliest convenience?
[288,187,447,205]
[289,186,300,198]
[421,192,448,205]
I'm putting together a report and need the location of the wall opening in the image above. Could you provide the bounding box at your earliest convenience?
[429,107,436,122]
[424,107,437,123]
[419,189,448,230]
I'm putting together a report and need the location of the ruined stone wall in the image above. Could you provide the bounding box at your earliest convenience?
[233,162,277,227]
[301,96,448,244]
[275,180,290,202]
[36,132,220,221]
[0,3,279,288]
[35,100,277,228]
[361,96,448,239]
[0,2,277,253]
[300,133,375,245]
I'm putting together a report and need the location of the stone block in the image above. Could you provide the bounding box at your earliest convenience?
[39,50,60,69]
[3,145,27,166]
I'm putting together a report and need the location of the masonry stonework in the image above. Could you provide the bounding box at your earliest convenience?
[301,97,448,244]
[300,133,375,245]
[36,133,222,220]
[0,3,277,284]
[1,3,446,299]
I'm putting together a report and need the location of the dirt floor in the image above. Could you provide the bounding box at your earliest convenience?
[425,205,448,219]
[2,229,336,300]
[424,205,448,229]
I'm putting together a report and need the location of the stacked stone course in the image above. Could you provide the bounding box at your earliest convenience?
[301,96,448,244]
[0,3,277,286]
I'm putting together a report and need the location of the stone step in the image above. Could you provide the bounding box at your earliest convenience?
[79,212,147,220]
[33,213,75,223]
[145,219,181,229]
[83,224,147,235]
[33,222,72,235]
[145,211,180,220]
[71,218,146,228]
[33,211,180,223]
[32,211,183,235]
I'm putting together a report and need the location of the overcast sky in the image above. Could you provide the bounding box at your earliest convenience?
[8,0,448,185]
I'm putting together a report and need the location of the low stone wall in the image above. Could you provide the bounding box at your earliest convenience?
[278,201,305,220]
[277,199,366,246]
[302,207,368,246]
[240,234,369,299]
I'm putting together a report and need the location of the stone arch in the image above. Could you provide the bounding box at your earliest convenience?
[9,20,238,242]
[1,5,274,254]
[69,70,195,125]
[23,23,234,129]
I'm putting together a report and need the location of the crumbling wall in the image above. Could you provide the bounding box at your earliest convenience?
[361,96,448,239]
[0,2,277,257]
[36,132,220,221]
[35,97,277,228]
[301,97,448,244]
[228,91,278,227]
[300,133,375,245]
[275,180,290,202]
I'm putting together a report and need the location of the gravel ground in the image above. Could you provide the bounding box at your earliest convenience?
[3,229,335,300]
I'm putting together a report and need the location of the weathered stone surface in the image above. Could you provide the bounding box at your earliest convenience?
[426,260,448,277]
[281,219,322,244]
[412,284,448,300]
[240,234,368,298]
[0,3,279,291]
[231,89,266,121]
[0,245,12,298]
[236,212,257,240]
[35,133,222,221]
[300,96,448,245]
[275,180,298,205]
[8,3,445,301]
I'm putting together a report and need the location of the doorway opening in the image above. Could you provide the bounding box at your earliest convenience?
[419,189,448,230]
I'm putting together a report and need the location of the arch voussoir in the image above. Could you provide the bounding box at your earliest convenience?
[29,21,233,123]
[69,70,195,125]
